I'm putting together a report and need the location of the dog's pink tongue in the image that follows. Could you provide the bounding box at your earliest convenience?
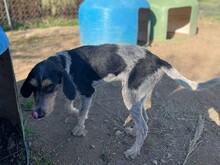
[32,111,38,119]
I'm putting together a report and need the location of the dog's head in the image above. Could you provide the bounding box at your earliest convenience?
[20,59,76,119]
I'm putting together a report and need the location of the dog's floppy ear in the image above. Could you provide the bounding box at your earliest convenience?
[62,71,76,100]
[20,69,36,98]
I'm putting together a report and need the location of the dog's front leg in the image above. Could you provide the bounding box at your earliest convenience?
[72,95,93,136]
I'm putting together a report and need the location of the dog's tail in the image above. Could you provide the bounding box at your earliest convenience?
[163,66,220,91]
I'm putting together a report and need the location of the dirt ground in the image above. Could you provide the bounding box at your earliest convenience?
[7,20,220,165]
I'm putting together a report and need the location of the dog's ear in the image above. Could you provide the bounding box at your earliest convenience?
[20,70,36,98]
[62,71,76,100]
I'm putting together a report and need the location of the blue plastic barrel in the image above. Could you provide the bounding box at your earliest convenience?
[79,0,150,46]
[0,26,9,55]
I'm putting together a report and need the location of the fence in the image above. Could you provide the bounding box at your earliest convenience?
[1,0,220,31]
[0,0,83,30]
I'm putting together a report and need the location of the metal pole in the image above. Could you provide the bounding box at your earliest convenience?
[3,0,13,30]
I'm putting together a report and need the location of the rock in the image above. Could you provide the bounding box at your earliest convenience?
[115,130,122,136]
[152,160,158,165]
[104,119,109,123]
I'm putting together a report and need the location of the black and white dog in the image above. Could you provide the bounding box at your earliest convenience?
[20,44,220,159]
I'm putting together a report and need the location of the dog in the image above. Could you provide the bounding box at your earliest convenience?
[20,44,220,159]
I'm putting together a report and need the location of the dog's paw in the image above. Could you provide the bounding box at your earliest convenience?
[124,148,140,160]
[72,125,87,137]
[125,127,136,137]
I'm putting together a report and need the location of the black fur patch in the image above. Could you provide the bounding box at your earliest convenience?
[59,55,66,69]
[128,50,171,89]
[66,44,126,97]
[72,44,126,77]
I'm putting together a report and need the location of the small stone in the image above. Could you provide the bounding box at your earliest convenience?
[104,119,109,123]
[152,160,158,165]
[177,117,186,121]
[115,130,122,136]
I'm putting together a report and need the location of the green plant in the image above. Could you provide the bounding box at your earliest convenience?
[20,98,34,111]
[34,156,54,165]
[23,120,35,138]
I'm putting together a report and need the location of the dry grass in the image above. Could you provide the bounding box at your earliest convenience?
[183,115,205,165]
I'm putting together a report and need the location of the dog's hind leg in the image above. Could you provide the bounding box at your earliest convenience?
[124,91,152,126]
[124,100,148,159]
[142,91,152,122]
[124,90,152,137]
[72,95,93,136]
[121,86,148,159]
[124,102,150,137]
[122,85,138,137]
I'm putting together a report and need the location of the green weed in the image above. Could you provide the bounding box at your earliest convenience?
[34,156,54,165]
[20,98,34,111]
[23,120,35,138]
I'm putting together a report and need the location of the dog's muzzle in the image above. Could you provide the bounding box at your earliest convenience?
[32,107,46,119]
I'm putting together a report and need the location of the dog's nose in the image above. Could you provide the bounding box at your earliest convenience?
[38,111,46,119]
[32,108,46,119]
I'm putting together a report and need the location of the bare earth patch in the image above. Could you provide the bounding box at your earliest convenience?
[7,21,220,165]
